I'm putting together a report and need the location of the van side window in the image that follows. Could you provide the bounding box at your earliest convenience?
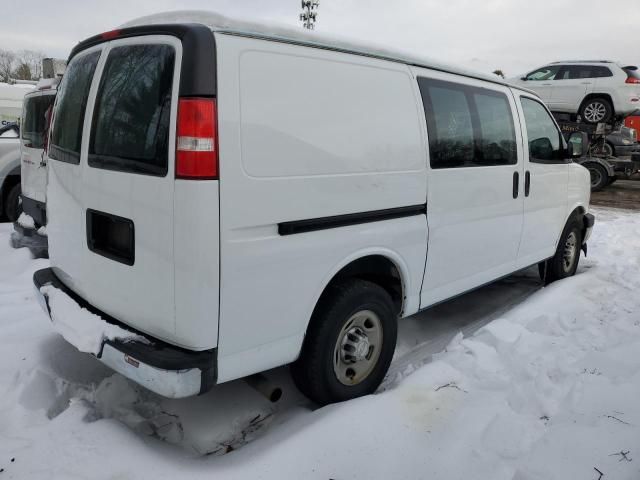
[49,51,100,164]
[473,92,517,165]
[418,78,517,169]
[89,44,175,177]
[520,97,564,163]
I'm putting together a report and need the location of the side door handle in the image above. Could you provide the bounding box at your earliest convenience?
[513,171,519,199]
[525,171,531,197]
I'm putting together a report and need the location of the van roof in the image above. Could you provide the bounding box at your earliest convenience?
[120,10,531,93]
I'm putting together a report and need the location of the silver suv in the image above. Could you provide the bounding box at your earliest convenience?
[513,61,640,124]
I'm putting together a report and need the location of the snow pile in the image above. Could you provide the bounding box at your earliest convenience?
[40,285,146,355]
[37,225,47,237]
[0,208,640,479]
[17,212,35,229]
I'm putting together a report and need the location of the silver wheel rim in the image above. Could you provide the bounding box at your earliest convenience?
[333,310,383,386]
[562,231,578,273]
[584,102,607,123]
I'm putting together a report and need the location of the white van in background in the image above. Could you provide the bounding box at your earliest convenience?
[19,83,57,230]
[35,12,593,405]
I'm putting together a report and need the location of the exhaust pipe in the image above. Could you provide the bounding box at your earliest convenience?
[245,374,283,403]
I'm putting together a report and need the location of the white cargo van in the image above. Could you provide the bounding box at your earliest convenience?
[34,13,594,405]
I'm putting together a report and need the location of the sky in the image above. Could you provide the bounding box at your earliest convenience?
[0,0,637,77]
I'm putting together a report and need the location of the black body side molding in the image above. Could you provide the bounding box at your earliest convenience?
[278,204,427,236]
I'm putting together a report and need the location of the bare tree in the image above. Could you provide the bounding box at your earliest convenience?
[13,62,32,81]
[0,49,16,83]
[493,69,505,79]
[18,50,46,79]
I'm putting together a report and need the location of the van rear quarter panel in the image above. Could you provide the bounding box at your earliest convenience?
[215,33,428,382]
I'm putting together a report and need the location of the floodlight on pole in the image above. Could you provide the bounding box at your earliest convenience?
[300,0,319,30]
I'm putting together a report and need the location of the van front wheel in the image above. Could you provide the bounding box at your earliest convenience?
[538,217,583,285]
[292,280,397,406]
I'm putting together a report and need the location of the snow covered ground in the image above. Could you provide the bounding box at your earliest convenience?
[1,207,639,479]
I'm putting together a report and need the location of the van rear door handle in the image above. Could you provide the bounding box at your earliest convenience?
[513,171,519,199]
[525,171,531,197]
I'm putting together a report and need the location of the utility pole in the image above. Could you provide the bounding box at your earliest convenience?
[300,0,319,30]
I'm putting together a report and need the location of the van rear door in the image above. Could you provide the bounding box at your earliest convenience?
[21,91,56,206]
[47,29,219,351]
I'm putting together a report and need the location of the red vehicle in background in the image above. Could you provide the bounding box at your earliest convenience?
[625,115,640,142]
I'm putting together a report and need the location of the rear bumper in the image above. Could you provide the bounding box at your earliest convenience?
[33,268,217,398]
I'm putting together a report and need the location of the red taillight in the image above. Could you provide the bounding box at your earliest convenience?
[626,77,640,84]
[101,29,121,40]
[176,98,218,179]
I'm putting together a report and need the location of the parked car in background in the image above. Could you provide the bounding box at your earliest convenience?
[35,13,594,406]
[0,122,22,221]
[0,82,32,127]
[0,83,35,222]
[512,61,640,124]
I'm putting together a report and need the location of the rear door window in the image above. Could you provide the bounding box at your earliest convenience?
[49,51,100,164]
[591,66,613,78]
[22,94,56,149]
[89,44,175,176]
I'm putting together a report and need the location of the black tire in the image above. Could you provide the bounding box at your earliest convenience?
[585,163,608,191]
[580,97,613,124]
[604,142,615,158]
[291,279,397,406]
[5,183,22,223]
[538,217,582,285]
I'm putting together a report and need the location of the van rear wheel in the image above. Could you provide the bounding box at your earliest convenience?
[292,279,397,406]
[538,217,582,285]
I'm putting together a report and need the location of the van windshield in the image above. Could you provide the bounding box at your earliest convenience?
[22,94,56,149]
[89,44,175,177]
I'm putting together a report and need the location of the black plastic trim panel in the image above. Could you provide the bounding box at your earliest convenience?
[583,213,595,229]
[21,196,47,227]
[69,23,216,98]
[278,204,427,236]
[33,267,217,393]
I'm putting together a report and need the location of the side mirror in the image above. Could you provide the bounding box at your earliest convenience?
[520,77,527,81]
[567,131,589,158]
